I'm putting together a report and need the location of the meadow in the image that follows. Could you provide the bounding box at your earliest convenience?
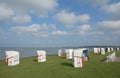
[0,51,120,78]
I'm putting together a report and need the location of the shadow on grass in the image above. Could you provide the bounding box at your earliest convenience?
[61,62,73,67]
[60,56,66,59]
[101,58,107,62]
[33,59,37,62]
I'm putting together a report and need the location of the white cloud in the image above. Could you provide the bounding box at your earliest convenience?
[98,20,120,34]
[0,0,58,18]
[11,24,40,34]
[10,23,57,37]
[77,24,91,35]
[12,14,31,24]
[102,2,120,14]
[79,24,91,31]
[50,24,57,30]
[98,20,120,30]
[55,10,90,28]
[52,30,68,35]
[0,3,14,21]
[55,10,76,28]
[40,23,49,30]
[0,0,58,24]
[79,31,86,35]
[77,14,90,23]
[101,2,120,19]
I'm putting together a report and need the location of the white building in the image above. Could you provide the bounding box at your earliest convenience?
[5,51,20,66]
[37,50,46,62]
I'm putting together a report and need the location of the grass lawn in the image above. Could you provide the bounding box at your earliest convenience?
[0,51,120,78]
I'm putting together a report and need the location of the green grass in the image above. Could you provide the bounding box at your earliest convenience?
[0,51,120,78]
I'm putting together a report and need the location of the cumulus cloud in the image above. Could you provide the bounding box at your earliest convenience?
[31,24,57,37]
[0,0,58,23]
[77,14,90,23]
[50,24,57,30]
[98,20,120,30]
[101,2,120,19]
[77,24,91,35]
[11,24,40,34]
[79,24,91,31]
[0,0,58,18]
[0,3,14,21]
[12,14,31,24]
[98,20,120,34]
[39,23,49,30]
[55,10,90,28]
[52,30,68,35]
[101,2,120,14]
[10,23,57,37]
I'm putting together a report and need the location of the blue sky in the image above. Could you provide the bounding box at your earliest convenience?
[0,0,120,47]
